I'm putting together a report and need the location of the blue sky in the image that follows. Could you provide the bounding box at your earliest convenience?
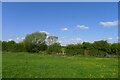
[2,2,118,45]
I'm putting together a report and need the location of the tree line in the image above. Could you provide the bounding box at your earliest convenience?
[1,32,120,57]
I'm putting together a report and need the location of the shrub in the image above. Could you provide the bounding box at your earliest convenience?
[65,44,84,55]
[47,43,62,54]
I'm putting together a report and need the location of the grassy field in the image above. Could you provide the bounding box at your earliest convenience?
[2,52,118,78]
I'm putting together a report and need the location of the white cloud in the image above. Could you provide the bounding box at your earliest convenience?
[77,25,89,29]
[15,37,25,42]
[99,20,118,27]
[107,37,112,40]
[60,38,83,46]
[61,28,68,31]
[8,37,25,42]
[8,39,13,41]
[73,38,82,41]
[39,31,50,34]
[16,37,20,40]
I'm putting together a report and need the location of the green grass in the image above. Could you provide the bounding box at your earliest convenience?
[2,52,118,78]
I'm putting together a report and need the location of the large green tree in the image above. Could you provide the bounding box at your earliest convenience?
[23,32,47,53]
[91,40,110,56]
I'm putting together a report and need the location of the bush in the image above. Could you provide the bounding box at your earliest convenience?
[65,44,84,55]
[2,41,26,52]
[47,43,62,54]
[89,49,107,57]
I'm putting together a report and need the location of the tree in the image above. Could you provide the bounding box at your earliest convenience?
[82,42,92,56]
[65,44,75,55]
[34,42,47,52]
[65,44,84,55]
[23,32,47,53]
[14,42,26,52]
[111,43,120,55]
[2,40,26,52]
[47,36,58,45]
[7,41,16,52]
[47,43,61,54]
[92,40,110,56]
[2,41,8,52]
[118,43,120,56]
[2,41,16,52]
